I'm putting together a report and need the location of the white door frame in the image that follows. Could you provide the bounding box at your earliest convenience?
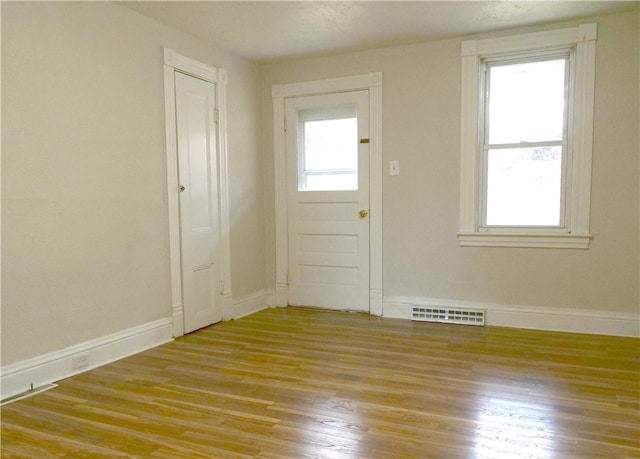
[272,73,383,315]
[164,49,233,337]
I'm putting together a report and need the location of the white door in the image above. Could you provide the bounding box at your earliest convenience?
[175,71,222,332]
[286,90,370,311]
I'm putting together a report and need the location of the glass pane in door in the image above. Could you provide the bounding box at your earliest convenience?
[299,107,358,191]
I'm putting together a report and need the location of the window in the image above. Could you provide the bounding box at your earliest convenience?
[297,105,358,191]
[458,24,597,248]
[483,54,569,227]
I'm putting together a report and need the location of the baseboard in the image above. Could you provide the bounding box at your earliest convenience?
[383,296,639,337]
[1,317,173,401]
[232,289,271,320]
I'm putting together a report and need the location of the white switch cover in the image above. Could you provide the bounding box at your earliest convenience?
[389,160,400,175]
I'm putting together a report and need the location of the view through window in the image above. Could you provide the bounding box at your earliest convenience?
[299,107,358,192]
[483,56,569,227]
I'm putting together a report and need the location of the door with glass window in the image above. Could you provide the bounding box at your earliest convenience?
[285,90,370,311]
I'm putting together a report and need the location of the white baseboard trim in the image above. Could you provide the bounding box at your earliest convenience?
[383,296,639,337]
[232,289,271,320]
[1,317,173,401]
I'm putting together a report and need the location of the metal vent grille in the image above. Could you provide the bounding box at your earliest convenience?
[411,306,485,326]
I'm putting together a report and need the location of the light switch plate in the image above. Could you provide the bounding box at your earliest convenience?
[389,160,400,175]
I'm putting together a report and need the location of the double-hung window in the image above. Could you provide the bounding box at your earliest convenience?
[483,53,570,227]
[458,24,597,248]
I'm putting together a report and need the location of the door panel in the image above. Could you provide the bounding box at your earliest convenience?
[286,90,370,311]
[175,71,222,332]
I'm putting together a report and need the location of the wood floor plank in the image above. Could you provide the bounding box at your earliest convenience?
[2,307,639,458]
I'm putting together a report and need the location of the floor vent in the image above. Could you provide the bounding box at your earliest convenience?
[411,306,485,326]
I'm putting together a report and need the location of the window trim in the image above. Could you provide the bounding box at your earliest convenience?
[458,24,597,249]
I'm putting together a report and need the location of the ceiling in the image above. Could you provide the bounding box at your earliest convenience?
[119,1,639,63]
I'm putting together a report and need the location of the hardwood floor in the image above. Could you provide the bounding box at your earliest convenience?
[2,307,639,458]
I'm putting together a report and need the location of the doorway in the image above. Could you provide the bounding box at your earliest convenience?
[272,73,384,314]
[163,49,233,336]
[286,90,370,311]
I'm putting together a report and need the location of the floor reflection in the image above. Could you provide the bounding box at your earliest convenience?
[473,396,556,458]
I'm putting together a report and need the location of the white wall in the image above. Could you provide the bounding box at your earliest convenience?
[261,11,639,331]
[1,1,265,367]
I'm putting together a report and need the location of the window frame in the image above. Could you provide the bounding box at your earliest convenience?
[480,51,572,230]
[458,24,597,249]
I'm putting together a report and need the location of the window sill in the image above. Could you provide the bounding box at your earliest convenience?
[457,232,592,249]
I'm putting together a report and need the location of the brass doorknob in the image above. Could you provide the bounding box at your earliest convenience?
[359,210,369,218]
[179,185,186,192]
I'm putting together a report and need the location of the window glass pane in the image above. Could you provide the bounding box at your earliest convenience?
[488,59,566,144]
[304,118,357,171]
[299,116,357,191]
[306,173,357,191]
[486,147,562,226]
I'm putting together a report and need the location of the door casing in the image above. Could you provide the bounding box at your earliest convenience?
[163,49,233,337]
[272,73,384,315]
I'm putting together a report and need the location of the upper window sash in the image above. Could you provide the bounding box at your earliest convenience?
[481,51,572,146]
[458,24,596,249]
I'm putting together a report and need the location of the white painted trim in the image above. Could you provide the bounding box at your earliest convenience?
[275,283,289,308]
[163,49,232,335]
[459,53,480,234]
[265,289,276,308]
[272,73,383,311]
[172,304,184,336]
[274,72,383,99]
[272,87,288,307]
[216,68,234,320]
[221,291,234,321]
[163,63,184,334]
[457,232,592,248]
[164,48,218,81]
[383,296,638,337]
[569,31,596,236]
[232,290,271,320]
[1,318,173,401]
[370,289,383,316]
[463,25,592,58]
[369,82,383,310]
[458,24,597,249]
